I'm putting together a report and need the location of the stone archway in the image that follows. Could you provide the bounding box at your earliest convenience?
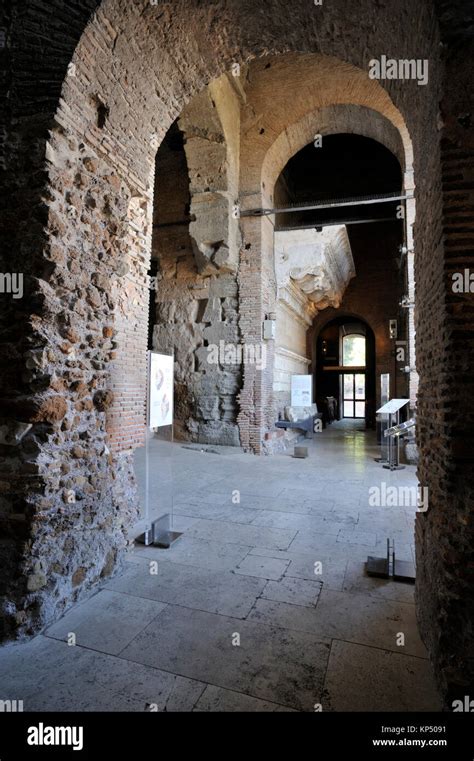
[3,0,470,706]
[238,56,419,444]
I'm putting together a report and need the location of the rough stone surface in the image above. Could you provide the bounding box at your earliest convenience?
[0,0,471,706]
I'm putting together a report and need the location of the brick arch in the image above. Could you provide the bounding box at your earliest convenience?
[4,0,460,701]
[262,104,408,196]
[313,310,378,345]
[259,103,418,409]
[311,310,379,386]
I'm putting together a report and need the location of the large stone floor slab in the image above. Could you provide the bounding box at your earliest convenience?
[250,547,349,590]
[234,554,290,580]
[45,590,167,655]
[251,510,342,534]
[310,589,427,657]
[185,518,297,551]
[343,560,415,604]
[262,576,322,607]
[173,500,261,524]
[194,685,296,712]
[323,640,442,712]
[210,475,289,498]
[120,605,331,711]
[105,558,266,618]
[0,636,206,712]
[137,536,250,571]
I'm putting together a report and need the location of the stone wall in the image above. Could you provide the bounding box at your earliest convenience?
[152,75,243,446]
[273,226,355,419]
[2,0,472,704]
[273,283,312,412]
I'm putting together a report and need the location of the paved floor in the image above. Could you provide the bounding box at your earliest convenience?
[0,421,442,711]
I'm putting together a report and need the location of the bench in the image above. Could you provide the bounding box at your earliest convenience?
[275,404,324,439]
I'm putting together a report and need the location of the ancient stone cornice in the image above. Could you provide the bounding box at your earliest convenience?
[275,225,355,315]
[277,281,314,326]
[275,346,311,366]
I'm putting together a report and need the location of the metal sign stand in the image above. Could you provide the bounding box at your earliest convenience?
[376,399,410,471]
[367,538,415,583]
[374,374,390,463]
[137,352,155,546]
[368,398,415,583]
[136,351,182,548]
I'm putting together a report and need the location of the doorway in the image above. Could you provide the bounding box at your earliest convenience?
[315,317,376,427]
[341,333,366,419]
[343,373,366,419]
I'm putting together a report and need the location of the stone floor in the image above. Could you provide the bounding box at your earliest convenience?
[0,421,442,712]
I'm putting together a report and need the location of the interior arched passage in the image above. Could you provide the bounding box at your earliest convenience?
[268,132,406,438]
[262,104,408,195]
[3,0,470,707]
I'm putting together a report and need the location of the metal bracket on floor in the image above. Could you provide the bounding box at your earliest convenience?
[151,513,183,549]
[136,514,183,549]
[367,538,415,584]
[136,527,154,546]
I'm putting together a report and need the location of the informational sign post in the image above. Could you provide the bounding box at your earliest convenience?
[291,375,312,407]
[149,352,174,429]
[381,374,390,407]
[375,373,390,462]
[136,352,182,549]
[376,398,410,471]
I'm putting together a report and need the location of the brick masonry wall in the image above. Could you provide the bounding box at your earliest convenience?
[2,0,472,704]
[415,24,474,701]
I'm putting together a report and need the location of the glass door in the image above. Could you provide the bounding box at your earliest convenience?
[343,373,366,418]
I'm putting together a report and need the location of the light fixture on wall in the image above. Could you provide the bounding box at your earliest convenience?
[322,340,327,355]
[400,295,415,309]
[389,320,398,340]
[263,313,276,340]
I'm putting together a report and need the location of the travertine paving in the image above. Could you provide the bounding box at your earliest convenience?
[0,422,441,711]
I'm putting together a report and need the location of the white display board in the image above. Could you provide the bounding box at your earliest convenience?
[377,398,409,415]
[149,352,174,429]
[380,374,390,407]
[291,375,313,406]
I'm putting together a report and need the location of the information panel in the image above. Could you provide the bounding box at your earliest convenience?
[291,375,312,406]
[149,352,174,429]
[380,373,390,407]
[376,398,410,415]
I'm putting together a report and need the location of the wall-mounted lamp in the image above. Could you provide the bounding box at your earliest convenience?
[263,313,276,340]
[389,320,398,340]
[400,295,415,309]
